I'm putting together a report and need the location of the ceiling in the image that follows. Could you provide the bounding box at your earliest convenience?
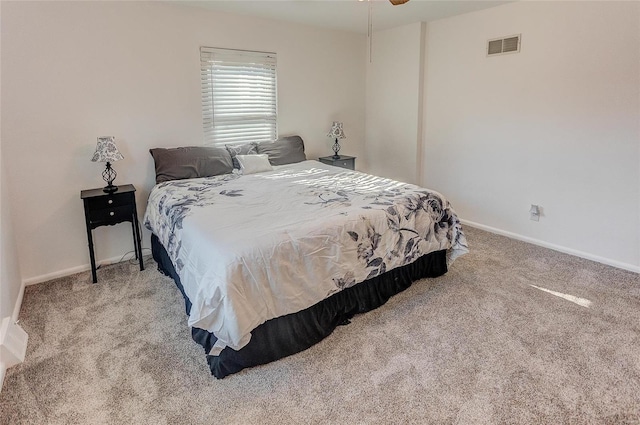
[175,0,512,34]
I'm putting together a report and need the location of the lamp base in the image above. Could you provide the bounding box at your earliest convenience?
[102,162,118,193]
[332,138,341,159]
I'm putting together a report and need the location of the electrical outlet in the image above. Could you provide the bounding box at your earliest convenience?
[529,204,540,221]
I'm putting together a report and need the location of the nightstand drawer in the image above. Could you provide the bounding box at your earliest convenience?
[88,204,133,225]
[318,155,356,170]
[86,192,133,210]
[335,159,353,169]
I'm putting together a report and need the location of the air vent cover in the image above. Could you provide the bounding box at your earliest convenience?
[487,34,521,56]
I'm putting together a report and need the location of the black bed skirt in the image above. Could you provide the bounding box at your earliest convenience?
[151,234,447,379]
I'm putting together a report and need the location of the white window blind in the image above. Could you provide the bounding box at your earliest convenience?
[200,47,277,146]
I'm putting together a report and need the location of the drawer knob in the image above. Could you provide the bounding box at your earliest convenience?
[110,211,115,216]
[108,199,113,204]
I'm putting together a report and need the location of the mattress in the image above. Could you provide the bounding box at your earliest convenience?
[144,160,468,356]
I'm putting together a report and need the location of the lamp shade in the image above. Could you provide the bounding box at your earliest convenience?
[327,122,346,140]
[91,136,123,163]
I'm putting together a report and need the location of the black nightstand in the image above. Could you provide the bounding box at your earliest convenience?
[81,184,144,283]
[318,155,356,170]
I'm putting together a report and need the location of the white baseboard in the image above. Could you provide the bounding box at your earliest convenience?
[12,280,25,322]
[461,219,640,274]
[22,254,133,286]
[3,278,27,393]
[0,317,28,392]
[0,361,5,393]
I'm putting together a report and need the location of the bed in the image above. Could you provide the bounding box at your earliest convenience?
[144,137,468,378]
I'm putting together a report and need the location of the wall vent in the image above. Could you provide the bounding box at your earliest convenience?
[487,34,521,56]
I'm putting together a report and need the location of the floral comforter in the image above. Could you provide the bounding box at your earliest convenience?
[144,160,468,354]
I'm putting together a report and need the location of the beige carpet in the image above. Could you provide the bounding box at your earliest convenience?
[1,227,639,424]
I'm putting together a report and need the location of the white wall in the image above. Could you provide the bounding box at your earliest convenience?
[2,1,638,285]
[423,1,640,270]
[1,1,366,283]
[0,148,23,322]
[0,0,23,323]
[0,150,26,390]
[365,22,425,184]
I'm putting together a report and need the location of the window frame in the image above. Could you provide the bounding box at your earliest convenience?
[200,46,278,146]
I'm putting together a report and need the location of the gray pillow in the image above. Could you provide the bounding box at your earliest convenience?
[256,136,306,166]
[225,143,258,169]
[149,146,233,184]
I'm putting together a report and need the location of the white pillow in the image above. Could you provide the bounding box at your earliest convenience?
[236,154,273,175]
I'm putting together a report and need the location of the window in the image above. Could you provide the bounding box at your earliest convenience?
[200,47,277,146]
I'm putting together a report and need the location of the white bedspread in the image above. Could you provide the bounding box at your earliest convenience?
[144,160,468,354]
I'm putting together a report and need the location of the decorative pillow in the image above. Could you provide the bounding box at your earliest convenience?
[225,143,258,169]
[256,135,306,166]
[236,154,273,175]
[149,146,233,184]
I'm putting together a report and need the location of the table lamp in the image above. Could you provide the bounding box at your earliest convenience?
[91,136,124,193]
[327,122,346,159]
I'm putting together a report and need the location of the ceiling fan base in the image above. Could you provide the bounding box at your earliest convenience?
[389,0,410,5]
